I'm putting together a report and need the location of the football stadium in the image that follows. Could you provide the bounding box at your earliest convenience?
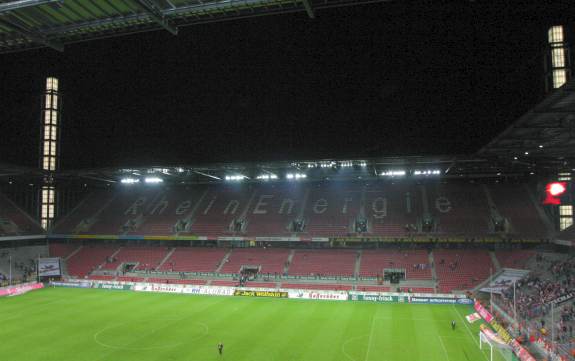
[0,2,574,361]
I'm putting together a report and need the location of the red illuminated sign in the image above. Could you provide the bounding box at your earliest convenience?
[543,182,567,205]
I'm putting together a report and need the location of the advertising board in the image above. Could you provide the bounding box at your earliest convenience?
[0,282,44,297]
[38,258,61,277]
[289,290,348,301]
[50,281,92,288]
[93,283,133,291]
[234,290,288,298]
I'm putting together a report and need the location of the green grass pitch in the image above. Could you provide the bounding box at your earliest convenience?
[0,288,509,361]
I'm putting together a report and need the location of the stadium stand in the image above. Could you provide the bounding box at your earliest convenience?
[116,276,145,282]
[244,184,305,236]
[356,285,391,292]
[281,283,353,291]
[134,189,204,235]
[211,280,238,286]
[245,282,276,288]
[66,245,118,277]
[359,249,432,280]
[488,184,549,238]
[89,275,115,281]
[52,190,115,234]
[427,183,490,235]
[495,253,575,360]
[288,249,356,277]
[158,247,227,273]
[52,182,553,238]
[302,184,359,236]
[0,246,48,281]
[219,248,290,275]
[364,183,420,237]
[495,249,536,269]
[100,246,169,271]
[49,243,80,259]
[558,224,575,242]
[0,192,44,236]
[147,278,207,285]
[182,185,251,237]
[434,249,493,293]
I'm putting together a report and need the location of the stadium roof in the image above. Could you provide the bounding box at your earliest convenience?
[2,76,575,184]
[478,79,575,173]
[49,155,538,184]
[0,0,388,53]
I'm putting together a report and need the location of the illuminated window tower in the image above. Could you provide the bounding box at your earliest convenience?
[558,172,573,231]
[545,25,571,92]
[39,77,61,230]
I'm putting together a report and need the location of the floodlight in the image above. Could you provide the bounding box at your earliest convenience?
[121,178,140,184]
[144,177,163,184]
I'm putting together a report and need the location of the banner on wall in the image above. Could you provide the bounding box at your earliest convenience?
[289,290,348,301]
[348,294,399,302]
[93,283,133,291]
[480,324,508,346]
[408,296,473,305]
[234,290,288,298]
[38,258,61,277]
[50,281,92,288]
[0,282,44,297]
[465,312,481,323]
[474,300,494,323]
[474,300,536,361]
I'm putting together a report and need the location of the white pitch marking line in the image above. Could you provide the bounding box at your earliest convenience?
[364,314,377,361]
[438,335,451,361]
[341,334,369,361]
[452,305,489,361]
[92,320,208,351]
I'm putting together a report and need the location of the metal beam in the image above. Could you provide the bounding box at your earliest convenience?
[0,0,60,14]
[301,0,315,18]
[0,17,63,51]
[133,0,178,35]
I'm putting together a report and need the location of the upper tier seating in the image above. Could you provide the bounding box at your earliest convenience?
[434,249,493,293]
[180,185,251,237]
[365,183,421,237]
[244,184,305,236]
[135,188,204,235]
[101,247,169,271]
[359,249,432,280]
[52,191,114,234]
[49,243,80,259]
[53,181,550,238]
[488,184,548,238]
[219,248,290,274]
[288,249,356,277]
[66,245,118,277]
[495,250,535,269]
[303,184,360,237]
[557,224,575,241]
[83,189,156,234]
[0,192,44,236]
[427,183,490,235]
[158,247,227,273]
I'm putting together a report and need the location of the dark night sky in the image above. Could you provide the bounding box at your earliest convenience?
[0,2,572,170]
